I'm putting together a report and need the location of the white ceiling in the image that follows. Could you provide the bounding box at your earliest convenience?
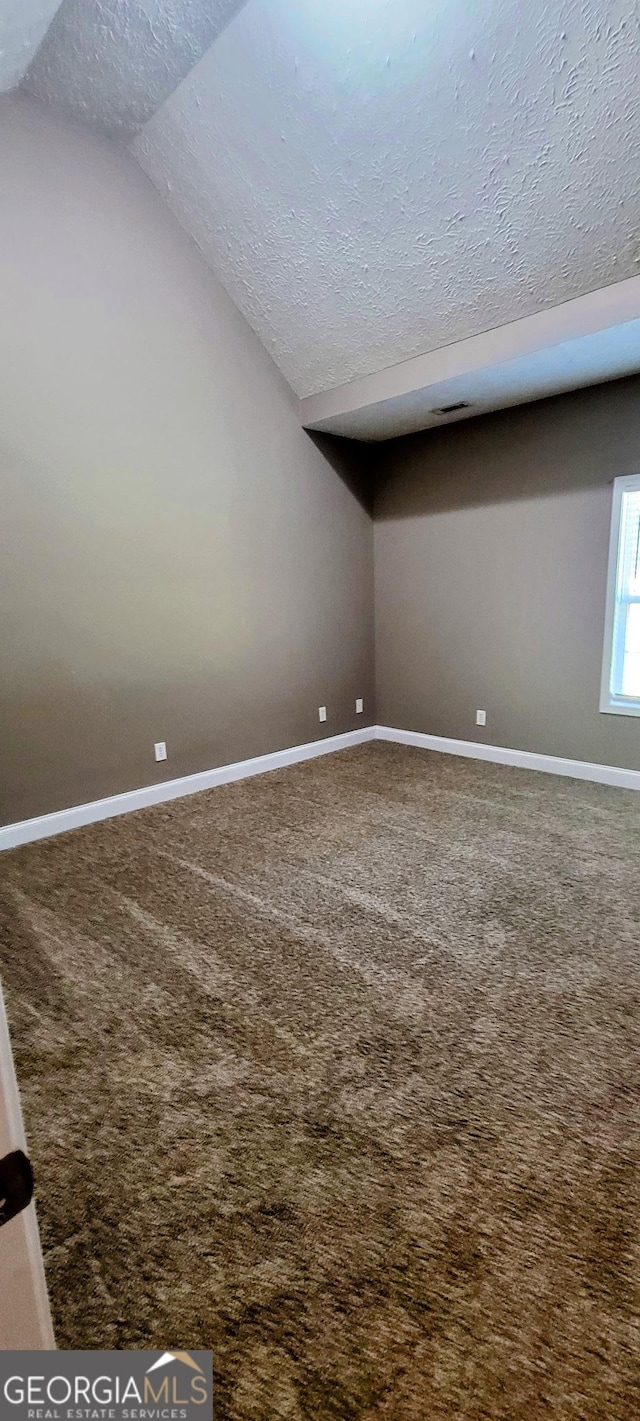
[3,0,640,437]
[22,0,245,141]
[0,1,64,92]
[302,297,640,440]
[133,0,640,398]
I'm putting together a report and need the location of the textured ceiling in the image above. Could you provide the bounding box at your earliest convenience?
[133,0,640,397]
[6,0,640,413]
[23,0,246,140]
[0,0,63,92]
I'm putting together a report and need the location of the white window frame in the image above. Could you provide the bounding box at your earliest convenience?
[600,472,640,717]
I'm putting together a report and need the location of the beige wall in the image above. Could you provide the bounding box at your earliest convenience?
[0,94,374,826]
[375,377,640,770]
[2,90,638,825]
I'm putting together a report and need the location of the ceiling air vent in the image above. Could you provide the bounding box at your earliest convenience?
[431,401,471,415]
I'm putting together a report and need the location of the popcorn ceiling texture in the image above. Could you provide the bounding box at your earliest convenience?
[23,0,246,140]
[0,0,64,92]
[133,0,640,397]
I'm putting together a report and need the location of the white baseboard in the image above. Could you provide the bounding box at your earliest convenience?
[375,725,640,792]
[0,726,375,852]
[2,721,637,852]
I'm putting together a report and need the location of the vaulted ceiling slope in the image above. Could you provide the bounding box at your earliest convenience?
[21,0,246,141]
[133,0,640,398]
[2,0,640,417]
[0,1,64,92]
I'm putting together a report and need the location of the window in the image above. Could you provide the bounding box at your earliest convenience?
[600,473,640,716]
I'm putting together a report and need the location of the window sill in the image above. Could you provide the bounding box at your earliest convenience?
[599,698,640,718]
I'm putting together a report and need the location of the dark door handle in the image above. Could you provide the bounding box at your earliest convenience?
[0,1150,34,1227]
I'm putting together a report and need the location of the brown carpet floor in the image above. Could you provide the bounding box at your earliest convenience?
[0,742,639,1418]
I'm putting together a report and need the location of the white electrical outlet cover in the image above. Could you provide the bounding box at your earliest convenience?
[476,710,487,726]
[154,741,167,761]
[318,706,327,722]
[356,698,364,714]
